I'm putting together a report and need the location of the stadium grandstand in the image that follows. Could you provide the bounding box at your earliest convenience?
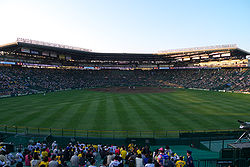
[0,38,250,167]
[0,38,249,69]
[0,38,249,97]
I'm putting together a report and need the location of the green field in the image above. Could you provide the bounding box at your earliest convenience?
[0,88,250,132]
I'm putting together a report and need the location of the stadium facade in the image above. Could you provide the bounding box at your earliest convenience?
[0,38,249,70]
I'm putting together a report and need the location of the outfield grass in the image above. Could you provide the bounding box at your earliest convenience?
[0,88,249,132]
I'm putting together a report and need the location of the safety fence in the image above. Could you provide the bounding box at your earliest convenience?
[193,159,250,167]
[0,124,242,139]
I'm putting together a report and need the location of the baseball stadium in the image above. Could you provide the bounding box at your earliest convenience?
[0,38,249,166]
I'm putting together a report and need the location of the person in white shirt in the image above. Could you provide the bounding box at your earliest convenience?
[107,152,115,165]
[15,149,24,162]
[52,141,57,150]
[0,159,5,166]
[36,141,41,149]
[49,155,58,167]
[135,154,143,167]
[70,152,79,167]
[109,156,120,167]
[145,158,154,167]
[89,159,96,167]
[28,144,34,151]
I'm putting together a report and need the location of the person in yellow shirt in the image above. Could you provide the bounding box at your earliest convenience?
[175,156,186,167]
[120,147,127,160]
[137,148,142,155]
[39,156,49,167]
[56,155,61,165]
[128,143,134,151]
[93,145,98,151]
[41,149,48,159]
[34,148,40,155]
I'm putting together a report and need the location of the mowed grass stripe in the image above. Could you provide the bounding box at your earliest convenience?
[79,95,101,130]
[92,95,107,130]
[51,103,83,129]
[64,94,92,129]
[0,97,47,120]
[163,92,224,129]
[146,93,200,130]
[123,95,156,131]
[113,96,134,131]
[205,102,250,129]
[131,94,164,130]
[133,94,168,131]
[193,90,250,113]
[136,94,178,129]
[0,103,54,126]
[0,89,249,131]
[146,93,197,130]
[159,92,231,130]
[36,103,74,128]
[105,95,123,131]
[162,91,250,129]
[156,92,200,129]
[14,106,53,126]
[24,104,67,128]
[179,90,250,129]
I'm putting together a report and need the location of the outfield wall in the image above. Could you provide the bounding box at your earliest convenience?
[0,124,243,139]
[1,86,249,100]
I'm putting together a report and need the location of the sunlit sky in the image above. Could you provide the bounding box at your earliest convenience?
[0,0,250,53]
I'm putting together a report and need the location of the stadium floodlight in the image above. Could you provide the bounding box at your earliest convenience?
[236,120,250,143]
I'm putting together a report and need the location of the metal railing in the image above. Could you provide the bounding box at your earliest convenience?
[0,124,242,139]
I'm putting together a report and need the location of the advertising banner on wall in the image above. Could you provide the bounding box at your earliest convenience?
[21,48,30,53]
[42,51,49,56]
[50,53,57,57]
[31,50,39,55]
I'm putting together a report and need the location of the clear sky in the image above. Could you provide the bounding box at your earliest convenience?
[0,0,250,53]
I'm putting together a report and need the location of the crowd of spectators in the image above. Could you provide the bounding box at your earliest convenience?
[0,66,249,96]
[0,141,194,167]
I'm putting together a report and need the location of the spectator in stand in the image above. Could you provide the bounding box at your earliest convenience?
[186,150,194,167]
[31,153,41,167]
[39,156,49,167]
[6,150,16,166]
[15,149,24,163]
[107,152,115,165]
[25,151,32,166]
[16,161,24,167]
[89,158,96,167]
[2,141,195,167]
[145,158,154,167]
[0,66,249,97]
[165,157,175,167]
[0,159,5,166]
[48,155,58,167]
[120,146,127,163]
[41,148,48,159]
[0,151,7,166]
[135,154,143,167]
[164,145,172,156]
[70,152,79,167]
[109,156,121,167]
[175,156,186,167]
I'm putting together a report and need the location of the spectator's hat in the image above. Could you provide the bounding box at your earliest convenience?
[187,150,192,154]
[159,147,164,151]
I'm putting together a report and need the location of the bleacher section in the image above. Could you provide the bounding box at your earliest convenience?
[0,66,249,97]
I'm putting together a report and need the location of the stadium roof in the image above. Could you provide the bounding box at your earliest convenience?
[0,38,165,61]
[0,38,249,63]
